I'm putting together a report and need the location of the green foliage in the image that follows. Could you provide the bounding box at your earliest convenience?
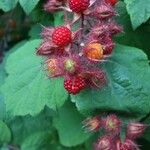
[1,40,68,116]
[8,110,52,145]
[19,0,40,14]
[115,2,150,58]
[53,101,90,147]
[0,121,11,143]
[124,0,150,29]
[0,0,40,14]
[21,131,52,150]
[0,0,18,12]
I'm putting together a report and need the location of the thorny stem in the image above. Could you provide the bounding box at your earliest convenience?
[81,14,85,41]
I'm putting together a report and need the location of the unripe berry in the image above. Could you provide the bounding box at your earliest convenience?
[84,43,104,61]
[64,58,76,73]
[52,26,72,47]
[69,0,90,13]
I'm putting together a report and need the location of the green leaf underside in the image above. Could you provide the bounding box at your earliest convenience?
[19,0,40,14]
[0,121,11,143]
[1,40,68,116]
[71,44,150,120]
[53,102,90,147]
[124,0,150,29]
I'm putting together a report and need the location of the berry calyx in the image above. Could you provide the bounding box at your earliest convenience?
[105,0,118,6]
[52,26,72,47]
[83,116,101,132]
[84,43,104,61]
[69,0,90,13]
[64,58,76,73]
[104,115,121,134]
[64,76,86,94]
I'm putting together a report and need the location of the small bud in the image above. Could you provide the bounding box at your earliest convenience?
[36,41,53,56]
[95,136,114,150]
[108,22,123,35]
[126,122,147,140]
[104,115,121,134]
[91,3,116,19]
[83,116,101,132]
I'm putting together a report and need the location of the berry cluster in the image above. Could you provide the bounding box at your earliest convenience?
[37,0,122,94]
[83,115,147,150]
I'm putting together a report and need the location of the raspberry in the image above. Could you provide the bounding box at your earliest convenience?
[69,0,90,13]
[64,76,86,94]
[105,0,118,6]
[52,26,72,47]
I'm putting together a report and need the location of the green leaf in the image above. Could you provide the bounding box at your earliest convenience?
[0,121,11,143]
[21,131,51,150]
[0,0,18,12]
[0,63,7,120]
[53,102,90,147]
[71,44,150,120]
[9,110,52,144]
[115,2,150,58]
[1,39,68,116]
[124,0,150,29]
[0,146,9,150]
[54,12,64,26]
[29,24,42,39]
[19,0,40,14]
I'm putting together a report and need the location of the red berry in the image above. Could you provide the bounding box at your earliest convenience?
[69,0,90,13]
[52,26,72,47]
[105,0,118,6]
[64,76,86,94]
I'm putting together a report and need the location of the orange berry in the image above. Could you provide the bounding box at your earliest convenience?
[84,43,104,61]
